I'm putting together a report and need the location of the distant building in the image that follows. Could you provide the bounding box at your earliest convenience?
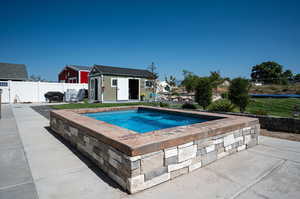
[157,81,170,93]
[58,65,90,83]
[252,82,263,86]
[0,62,28,81]
[221,80,230,87]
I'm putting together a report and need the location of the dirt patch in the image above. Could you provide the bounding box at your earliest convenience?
[261,129,300,142]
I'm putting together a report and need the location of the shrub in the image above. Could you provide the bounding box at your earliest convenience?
[270,85,279,91]
[182,103,197,109]
[293,105,300,112]
[221,92,228,99]
[172,92,180,96]
[195,77,212,110]
[159,102,169,107]
[282,86,290,92]
[228,78,251,112]
[148,102,160,107]
[250,109,268,115]
[208,99,235,112]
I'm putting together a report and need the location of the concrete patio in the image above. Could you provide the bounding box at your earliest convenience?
[0,103,299,199]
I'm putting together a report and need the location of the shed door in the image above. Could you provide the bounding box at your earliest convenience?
[117,78,128,100]
[94,78,98,101]
[89,78,94,100]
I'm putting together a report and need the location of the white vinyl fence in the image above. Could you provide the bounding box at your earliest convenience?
[0,81,88,103]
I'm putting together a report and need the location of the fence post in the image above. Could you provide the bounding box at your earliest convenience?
[8,80,12,104]
[0,89,2,119]
[37,81,40,102]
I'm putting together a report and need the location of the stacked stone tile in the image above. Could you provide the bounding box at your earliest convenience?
[50,115,259,193]
[215,111,300,133]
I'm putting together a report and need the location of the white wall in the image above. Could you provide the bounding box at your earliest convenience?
[0,80,88,103]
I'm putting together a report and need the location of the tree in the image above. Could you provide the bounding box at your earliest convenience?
[147,62,159,99]
[195,77,212,110]
[228,78,251,112]
[165,75,176,90]
[209,71,224,90]
[283,69,293,80]
[251,61,283,84]
[165,75,176,87]
[281,69,294,85]
[182,70,193,78]
[283,70,293,79]
[181,70,199,92]
[295,74,300,81]
[29,75,46,82]
[181,70,225,93]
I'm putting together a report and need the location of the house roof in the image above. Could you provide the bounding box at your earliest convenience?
[67,65,91,71]
[91,65,153,78]
[0,62,28,80]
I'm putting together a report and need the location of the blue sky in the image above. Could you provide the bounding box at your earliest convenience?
[0,0,299,81]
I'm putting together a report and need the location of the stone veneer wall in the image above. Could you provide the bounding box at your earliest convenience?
[50,116,259,193]
[205,111,300,133]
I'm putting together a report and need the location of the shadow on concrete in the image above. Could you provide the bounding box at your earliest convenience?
[44,126,127,194]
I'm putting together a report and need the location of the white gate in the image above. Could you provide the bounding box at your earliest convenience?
[117,78,128,100]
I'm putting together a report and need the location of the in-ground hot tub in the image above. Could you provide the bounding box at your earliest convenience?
[50,106,260,193]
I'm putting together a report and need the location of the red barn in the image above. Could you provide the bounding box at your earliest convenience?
[58,65,90,83]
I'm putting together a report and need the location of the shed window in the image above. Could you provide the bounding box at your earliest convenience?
[111,78,118,87]
[145,80,153,88]
[0,82,8,87]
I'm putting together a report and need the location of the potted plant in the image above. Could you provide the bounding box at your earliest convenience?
[140,93,146,101]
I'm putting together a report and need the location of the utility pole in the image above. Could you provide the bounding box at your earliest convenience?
[147,62,159,101]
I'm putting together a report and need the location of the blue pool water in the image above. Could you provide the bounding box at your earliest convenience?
[84,109,207,133]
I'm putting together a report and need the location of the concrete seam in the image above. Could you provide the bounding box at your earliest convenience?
[0,181,34,191]
[259,143,300,154]
[248,149,300,164]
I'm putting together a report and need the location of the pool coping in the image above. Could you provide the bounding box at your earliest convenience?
[50,106,259,156]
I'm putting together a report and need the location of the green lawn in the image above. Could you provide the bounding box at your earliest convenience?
[245,98,300,118]
[51,101,160,109]
[51,98,300,118]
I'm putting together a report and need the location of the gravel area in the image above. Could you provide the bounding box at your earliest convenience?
[261,129,300,142]
[31,105,55,120]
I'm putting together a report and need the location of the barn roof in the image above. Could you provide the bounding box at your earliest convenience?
[67,65,91,71]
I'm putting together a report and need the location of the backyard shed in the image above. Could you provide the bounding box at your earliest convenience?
[88,65,153,103]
